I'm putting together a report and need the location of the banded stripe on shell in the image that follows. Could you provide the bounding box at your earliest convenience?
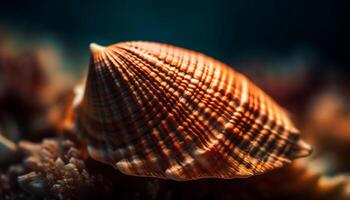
[75,41,312,180]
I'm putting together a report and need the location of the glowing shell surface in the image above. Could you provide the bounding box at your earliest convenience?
[75,41,312,180]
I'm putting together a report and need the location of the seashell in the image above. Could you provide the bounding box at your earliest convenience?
[75,41,312,180]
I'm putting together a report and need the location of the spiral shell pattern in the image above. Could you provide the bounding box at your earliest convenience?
[75,41,312,180]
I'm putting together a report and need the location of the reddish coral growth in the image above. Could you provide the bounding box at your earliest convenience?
[18,139,109,200]
[0,165,27,200]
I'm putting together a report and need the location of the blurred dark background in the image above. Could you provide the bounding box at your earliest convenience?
[1,0,349,73]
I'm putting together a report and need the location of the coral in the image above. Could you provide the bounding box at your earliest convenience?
[0,41,77,142]
[303,88,350,172]
[306,89,350,145]
[0,165,27,200]
[18,139,108,200]
[247,162,350,200]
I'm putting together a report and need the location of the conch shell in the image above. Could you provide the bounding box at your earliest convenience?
[75,41,312,180]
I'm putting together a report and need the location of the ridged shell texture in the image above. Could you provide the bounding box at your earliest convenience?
[76,41,312,180]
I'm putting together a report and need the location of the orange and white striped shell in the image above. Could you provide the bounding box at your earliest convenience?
[75,41,312,180]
